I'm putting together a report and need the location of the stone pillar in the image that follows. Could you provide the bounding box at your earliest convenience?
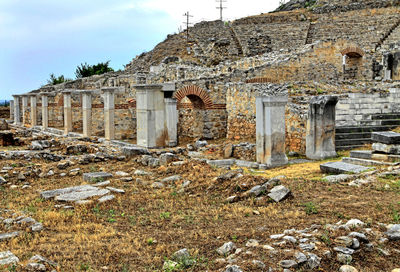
[306,96,339,160]
[256,95,288,167]
[30,95,37,127]
[81,91,92,137]
[136,85,165,148]
[164,98,178,147]
[63,91,72,135]
[102,88,116,140]
[12,95,21,125]
[41,94,49,129]
[9,100,14,121]
[383,53,392,81]
[21,95,28,125]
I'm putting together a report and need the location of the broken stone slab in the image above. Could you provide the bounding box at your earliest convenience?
[342,157,396,167]
[83,172,113,182]
[98,194,115,203]
[371,131,400,145]
[235,160,259,169]
[55,188,110,202]
[268,185,291,202]
[160,175,181,183]
[0,231,20,241]
[372,143,400,155]
[323,174,353,183]
[0,251,19,265]
[106,187,125,194]
[320,161,371,174]
[207,159,236,168]
[40,185,95,199]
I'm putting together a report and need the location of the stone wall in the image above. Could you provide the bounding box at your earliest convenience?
[336,88,400,126]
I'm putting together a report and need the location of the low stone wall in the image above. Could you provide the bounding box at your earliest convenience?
[336,88,400,126]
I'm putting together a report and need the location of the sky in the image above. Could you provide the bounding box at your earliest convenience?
[0,0,281,100]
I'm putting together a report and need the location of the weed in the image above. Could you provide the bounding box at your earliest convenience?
[160,212,171,220]
[8,265,16,272]
[231,235,238,242]
[147,238,155,245]
[303,202,319,215]
[79,263,91,271]
[321,231,332,245]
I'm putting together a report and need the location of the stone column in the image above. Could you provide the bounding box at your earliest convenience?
[12,95,21,125]
[9,100,14,121]
[63,91,72,135]
[164,98,178,147]
[102,88,116,140]
[30,95,37,127]
[383,53,392,81]
[136,84,165,148]
[21,95,28,126]
[306,96,339,160]
[81,91,92,137]
[256,95,288,167]
[41,94,49,129]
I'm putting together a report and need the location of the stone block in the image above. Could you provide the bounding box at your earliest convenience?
[320,161,371,174]
[372,143,400,154]
[306,96,338,160]
[83,172,113,182]
[0,251,19,265]
[371,131,400,145]
[256,95,288,167]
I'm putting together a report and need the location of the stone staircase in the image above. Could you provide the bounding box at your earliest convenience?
[376,18,400,52]
[335,112,400,150]
[321,131,400,175]
[228,26,244,57]
[305,22,316,45]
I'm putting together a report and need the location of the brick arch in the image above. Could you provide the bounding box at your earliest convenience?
[174,85,214,109]
[341,46,364,58]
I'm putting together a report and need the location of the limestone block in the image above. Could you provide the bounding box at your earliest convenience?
[306,96,338,160]
[256,95,288,167]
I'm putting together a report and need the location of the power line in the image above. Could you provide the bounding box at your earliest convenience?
[183,11,193,43]
[216,0,227,21]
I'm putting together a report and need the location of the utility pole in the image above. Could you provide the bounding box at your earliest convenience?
[216,0,227,21]
[183,12,193,43]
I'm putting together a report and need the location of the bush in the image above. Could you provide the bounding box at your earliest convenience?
[75,61,114,78]
[47,73,71,85]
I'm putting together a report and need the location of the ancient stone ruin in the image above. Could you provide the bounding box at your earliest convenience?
[3,0,400,271]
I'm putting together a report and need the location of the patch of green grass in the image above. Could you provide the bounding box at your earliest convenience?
[303,202,319,215]
[160,212,171,220]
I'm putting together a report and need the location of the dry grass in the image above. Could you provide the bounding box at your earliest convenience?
[0,148,399,271]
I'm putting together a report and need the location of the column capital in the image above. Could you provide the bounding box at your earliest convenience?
[101,87,125,93]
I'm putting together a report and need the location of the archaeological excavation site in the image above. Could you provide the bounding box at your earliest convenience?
[1,0,400,271]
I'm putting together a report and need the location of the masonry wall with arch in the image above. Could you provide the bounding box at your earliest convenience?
[174,85,227,140]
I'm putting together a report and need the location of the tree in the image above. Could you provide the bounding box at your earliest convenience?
[47,73,71,85]
[75,61,114,79]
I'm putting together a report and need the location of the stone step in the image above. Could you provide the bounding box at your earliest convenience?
[335,125,399,134]
[350,150,373,160]
[336,144,366,151]
[320,161,372,174]
[336,133,371,140]
[372,113,400,120]
[371,131,400,145]
[342,157,398,167]
[336,138,372,147]
[357,119,400,126]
